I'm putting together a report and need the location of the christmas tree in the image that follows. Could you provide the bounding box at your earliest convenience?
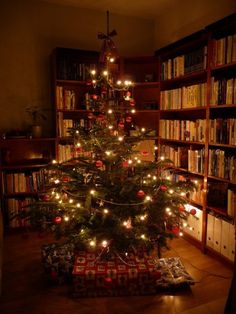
[23,12,195,260]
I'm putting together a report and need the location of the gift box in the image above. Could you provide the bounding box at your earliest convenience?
[72,252,161,297]
[41,242,75,284]
[154,257,195,289]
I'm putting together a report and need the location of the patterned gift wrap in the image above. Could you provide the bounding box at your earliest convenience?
[72,252,161,297]
[41,243,75,283]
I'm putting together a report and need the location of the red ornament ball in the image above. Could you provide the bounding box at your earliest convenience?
[126,91,131,97]
[88,113,93,119]
[62,176,69,182]
[137,190,145,197]
[95,160,103,168]
[54,216,62,224]
[97,114,105,121]
[104,277,113,284]
[130,99,136,106]
[172,226,180,235]
[160,185,168,191]
[92,94,98,100]
[142,151,149,156]
[118,122,124,128]
[43,194,50,201]
[122,161,129,168]
[179,205,185,212]
[125,116,132,123]
[190,208,197,216]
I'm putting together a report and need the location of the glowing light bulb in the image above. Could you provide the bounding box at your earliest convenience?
[180,192,186,196]
[103,209,109,214]
[131,109,136,113]
[141,234,146,239]
[117,80,122,85]
[76,142,81,147]
[108,125,113,129]
[183,222,187,227]
[118,136,123,141]
[102,240,108,247]
[105,151,111,156]
[52,159,57,164]
[80,229,84,233]
[108,109,113,114]
[166,176,171,180]
[92,79,96,84]
[145,196,151,202]
[179,232,183,237]
[160,156,165,161]
[141,127,146,132]
[140,215,146,221]
[90,190,95,195]
[55,193,60,199]
[76,203,81,208]
[75,130,79,134]
[165,207,171,212]
[69,199,73,203]
[128,159,132,164]
[168,189,174,194]
[59,200,62,204]
[91,69,96,75]
[109,57,114,63]
[194,180,198,184]
[103,70,108,76]
[54,179,60,184]
[89,240,96,247]
[153,176,157,180]
[154,146,158,150]
[64,216,69,221]
[137,160,141,164]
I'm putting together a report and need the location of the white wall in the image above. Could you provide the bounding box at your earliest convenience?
[154,0,236,49]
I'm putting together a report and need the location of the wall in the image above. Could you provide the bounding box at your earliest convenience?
[0,0,154,136]
[154,0,236,49]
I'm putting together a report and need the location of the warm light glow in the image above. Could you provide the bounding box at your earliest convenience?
[141,234,146,239]
[69,199,73,203]
[92,79,96,84]
[141,127,146,132]
[109,57,114,63]
[76,203,81,208]
[180,192,186,196]
[183,222,188,227]
[179,232,183,237]
[140,215,146,221]
[55,193,60,199]
[105,151,111,156]
[64,216,69,221]
[91,69,96,75]
[108,125,113,129]
[54,179,60,184]
[168,189,174,194]
[153,176,157,180]
[118,136,123,141]
[128,159,132,164]
[89,240,96,247]
[52,159,57,164]
[145,196,152,202]
[76,130,79,134]
[165,207,171,212]
[160,156,165,161]
[102,240,108,247]
[108,109,113,114]
[103,209,109,214]
[117,80,122,85]
[76,142,81,147]
[154,146,158,150]
[103,70,108,76]
[90,190,95,195]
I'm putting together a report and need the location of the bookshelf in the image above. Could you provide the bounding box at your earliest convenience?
[155,12,236,264]
[0,137,56,228]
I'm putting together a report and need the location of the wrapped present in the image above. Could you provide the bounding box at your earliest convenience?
[72,252,161,297]
[154,257,195,289]
[41,242,75,284]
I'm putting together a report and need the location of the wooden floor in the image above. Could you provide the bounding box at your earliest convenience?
[0,231,233,314]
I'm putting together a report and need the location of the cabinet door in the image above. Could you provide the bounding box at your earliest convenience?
[220,220,230,258]
[213,217,222,253]
[207,214,215,249]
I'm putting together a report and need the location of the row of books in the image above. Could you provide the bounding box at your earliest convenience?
[6,198,33,228]
[210,77,236,105]
[209,118,236,145]
[58,144,92,163]
[57,114,94,137]
[166,172,204,205]
[207,214,235,261]
[207,182,235,214]
[3,170,47,194]
[159,119,206,142]
[161,46,207,80]
[208,149,236,182]
[160,145,205,174]
[212,34,236,66]
[160,83,206,109]
[56,86,77,110]
[57,60,96,81]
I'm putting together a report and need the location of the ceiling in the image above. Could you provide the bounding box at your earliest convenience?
[38,0,174,19]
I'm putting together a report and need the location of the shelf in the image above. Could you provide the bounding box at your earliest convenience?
[0,137,56,143]
[210,62,236,72]
[207,175,236,185]
[209,143,236,149]
[3,192,39,198]
[56,79,88,85]
[160,138,205,146]
[1,159,50,170]
[160,70,207,87]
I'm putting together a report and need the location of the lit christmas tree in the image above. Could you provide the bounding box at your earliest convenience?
[24,12,195,261]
